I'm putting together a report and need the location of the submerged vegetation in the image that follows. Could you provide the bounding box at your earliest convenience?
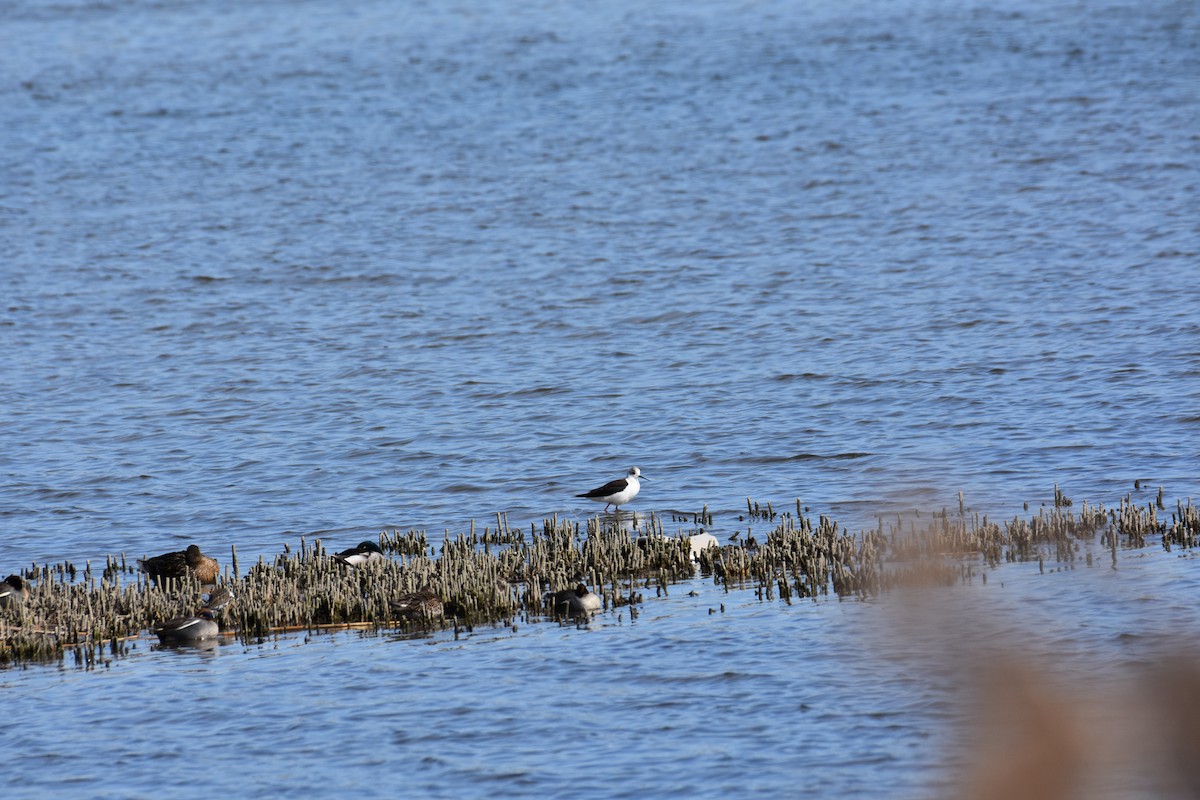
[2,488,1197,666]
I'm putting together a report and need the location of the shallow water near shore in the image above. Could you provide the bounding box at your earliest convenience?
[2,0,1197,795]
[5,547,1200,798]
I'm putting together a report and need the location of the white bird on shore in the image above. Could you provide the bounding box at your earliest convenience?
[688,532,720,561]
[576,467,645,512]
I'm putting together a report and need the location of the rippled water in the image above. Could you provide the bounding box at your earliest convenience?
[2,0,1197,795]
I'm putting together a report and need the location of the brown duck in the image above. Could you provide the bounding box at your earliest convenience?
[138,544,220,585]
[390,589,444,622]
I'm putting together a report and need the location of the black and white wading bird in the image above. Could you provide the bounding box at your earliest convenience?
[576,466,645,513]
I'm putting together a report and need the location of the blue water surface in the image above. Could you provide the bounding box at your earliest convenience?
[1,0,1197,795]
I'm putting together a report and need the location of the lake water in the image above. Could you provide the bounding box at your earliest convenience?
[2,0,1197,795]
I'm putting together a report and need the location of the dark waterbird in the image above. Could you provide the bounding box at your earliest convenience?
[546,583,602,617]
[138,544,220,585]
[0,575,28,607]
[332,540,386,567]
[577,467,645,512]
[152,609,220,643]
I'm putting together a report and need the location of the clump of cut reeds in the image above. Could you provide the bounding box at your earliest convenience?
[3,487,1192,665]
